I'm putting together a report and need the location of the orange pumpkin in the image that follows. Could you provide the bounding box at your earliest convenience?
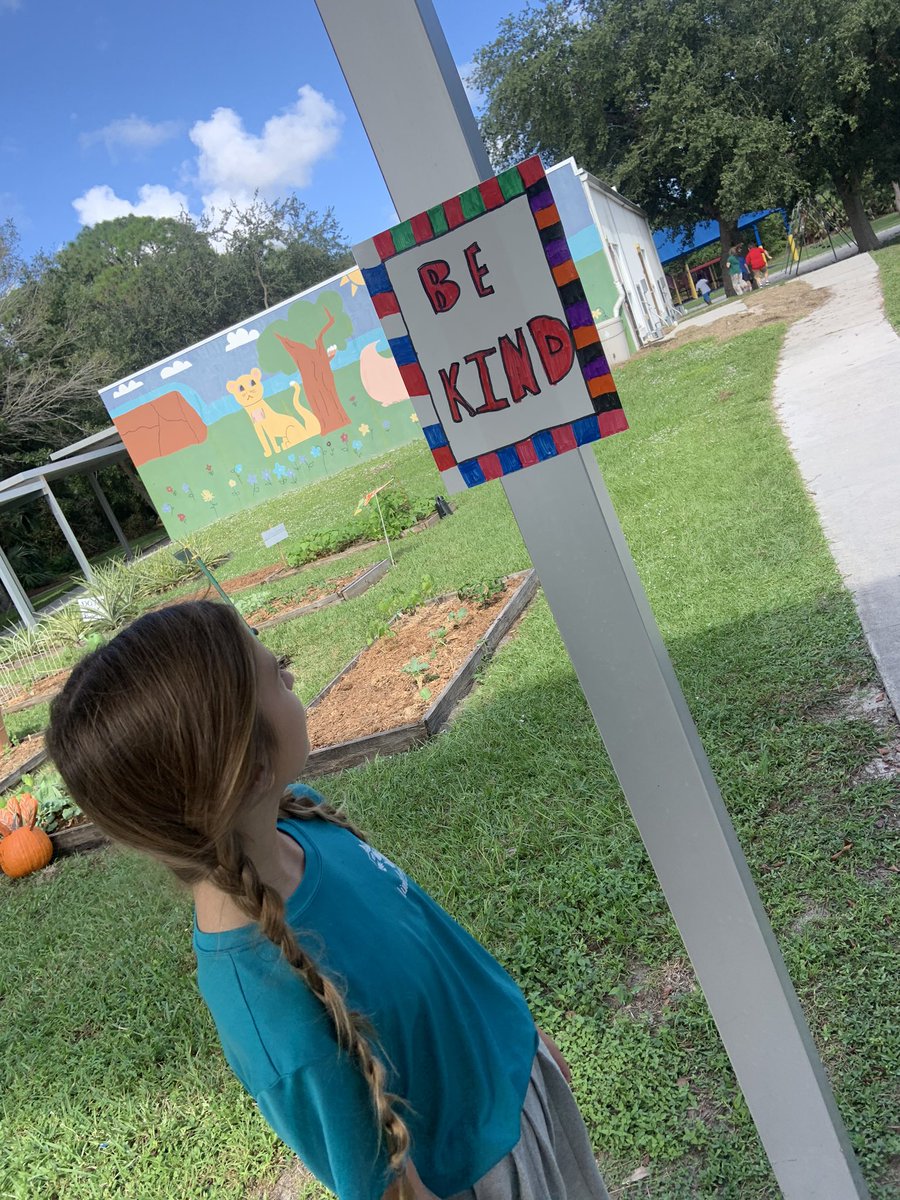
[0,791,53,879]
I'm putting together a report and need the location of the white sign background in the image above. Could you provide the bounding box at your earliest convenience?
[385,193,593,464]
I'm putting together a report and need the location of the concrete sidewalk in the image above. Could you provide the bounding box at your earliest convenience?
[772,253,900,713]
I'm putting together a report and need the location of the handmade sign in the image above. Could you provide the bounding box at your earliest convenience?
[261,522,289,548]
[354,156,627,492]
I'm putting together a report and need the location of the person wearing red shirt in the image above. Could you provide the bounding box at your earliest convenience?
[746,244,768,285]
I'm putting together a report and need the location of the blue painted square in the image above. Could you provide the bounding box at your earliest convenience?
[573,414,601,446]
[422,423,448,450]
[496,444,522,474]
[388,335,418,366]
[532,429,558,460]
[459,459,487,487]
[361,263,392,296]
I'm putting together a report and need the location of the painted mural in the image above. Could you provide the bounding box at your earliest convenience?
[98,162,622,536]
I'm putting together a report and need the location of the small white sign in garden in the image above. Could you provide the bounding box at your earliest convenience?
[354,157,627,493]
[261,523,289,549]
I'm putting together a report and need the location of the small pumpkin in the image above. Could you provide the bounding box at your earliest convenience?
[0,791,54,879]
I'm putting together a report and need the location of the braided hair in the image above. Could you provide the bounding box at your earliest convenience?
[47,601,413,1195]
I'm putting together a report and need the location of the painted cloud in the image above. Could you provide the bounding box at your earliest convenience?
[161,359,192,379]
[112,379,143,399]
[225,327,259,352]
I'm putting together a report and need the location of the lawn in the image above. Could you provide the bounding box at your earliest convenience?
[2,323,898,1199]
[874,241,900,334]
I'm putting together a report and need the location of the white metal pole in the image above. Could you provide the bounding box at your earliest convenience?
[314,3,870,1196]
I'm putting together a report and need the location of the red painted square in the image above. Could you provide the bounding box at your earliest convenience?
[551,424,577,453]
[515,438,539,467]
[444,195,465,229]
[479,177,505,210]
[431,444,457,471]
[410,211,434,244]
[517,156,545,187]
[398,362,428,395]
[477,452,504,481]
[598,410,629,437]
[373,230,396,260]
[372,291,400,318]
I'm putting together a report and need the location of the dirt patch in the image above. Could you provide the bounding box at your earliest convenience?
[0,668,71,710]
[0,733,45,788]
[246,1158,313,1200]
[307,582,521,748]
[607,957,697,1026]
[652,280,829,350]
[155,562,295,607]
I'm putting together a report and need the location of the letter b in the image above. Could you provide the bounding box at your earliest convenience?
[418,260,460,314]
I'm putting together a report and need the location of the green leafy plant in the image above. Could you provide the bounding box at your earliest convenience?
[233,589,272,617]
[16,767,81,834]
[365,619,394,646]
[458,577,505,607]
[400,655,438,701]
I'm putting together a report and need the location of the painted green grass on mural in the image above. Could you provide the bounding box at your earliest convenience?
[140,357,422,538]
[2,326,897,1198]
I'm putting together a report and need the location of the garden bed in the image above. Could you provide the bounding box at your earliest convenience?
[304,570,537,778]
[1,668,72,714]
[0,734,47,794]
[247,559,391,631]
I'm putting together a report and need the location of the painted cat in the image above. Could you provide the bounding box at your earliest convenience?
[226,367,321,457]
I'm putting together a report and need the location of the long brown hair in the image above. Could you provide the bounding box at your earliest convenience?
[47,601,411,1192]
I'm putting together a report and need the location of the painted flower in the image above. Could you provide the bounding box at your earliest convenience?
[340,433,349,443]
[311,446,322,458]
[181,482,192,495]
[287,453,296,463]
[262,470,272,482]
[286,469,295,479]
[234,464,243,473]
[298,456,307,466]
[162,503,172,513]
[205,463,213,473]
[177,513,186,522]
[352,439,363,452]
[382,419,391,430]
[228,478,238,489]
[166,486,174,494]
[410,412,420,423]
[247,474,257,486]
[359,424,370,436]
[201,489,215,503]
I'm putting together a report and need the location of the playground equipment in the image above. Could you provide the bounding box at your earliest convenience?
[786,196,856,277]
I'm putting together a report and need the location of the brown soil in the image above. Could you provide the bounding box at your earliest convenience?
[0,733,45,785]
[1,668,71,710]
[156,562,295,607]
[242,573,356,625]
[652,279,829,351]
[307,581,520,747]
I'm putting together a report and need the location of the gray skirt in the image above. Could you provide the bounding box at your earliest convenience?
[446,1039,610,1200]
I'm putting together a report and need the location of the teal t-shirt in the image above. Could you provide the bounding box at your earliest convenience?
[193,785,538,1200]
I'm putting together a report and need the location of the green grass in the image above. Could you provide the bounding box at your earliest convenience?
[2,325,898,1199]
[874,241,900,335]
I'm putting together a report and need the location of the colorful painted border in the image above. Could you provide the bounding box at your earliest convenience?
[356,156,628,489]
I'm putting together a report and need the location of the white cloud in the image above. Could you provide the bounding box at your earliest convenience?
[160,359,192,378]
[190,85,342,219]
[81,115,182,154]
[112,379,142,399]
[225,327,259,352]
[72,183,191,226]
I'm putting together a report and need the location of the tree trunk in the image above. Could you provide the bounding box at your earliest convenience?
[892,181,900,215]
[832,172,880,252]
[718,216,740,298]
[276,310,350,436]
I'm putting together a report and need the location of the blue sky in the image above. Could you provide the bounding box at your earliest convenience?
[0,0,526,263]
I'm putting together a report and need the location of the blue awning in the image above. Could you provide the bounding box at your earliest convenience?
[654,210,782,264]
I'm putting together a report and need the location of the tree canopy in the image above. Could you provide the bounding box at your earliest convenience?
[472,0,900,263]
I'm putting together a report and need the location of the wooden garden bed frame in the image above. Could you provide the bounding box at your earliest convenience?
[303,569,538,778]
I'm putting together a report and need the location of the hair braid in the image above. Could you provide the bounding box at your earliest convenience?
[215,828,413,1191]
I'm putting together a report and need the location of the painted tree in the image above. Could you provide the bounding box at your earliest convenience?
[256,292,352,436]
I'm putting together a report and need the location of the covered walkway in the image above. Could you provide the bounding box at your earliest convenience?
[0,428,151,629]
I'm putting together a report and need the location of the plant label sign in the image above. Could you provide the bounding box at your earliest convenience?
[354,157,627,493]
[261,523,289,548]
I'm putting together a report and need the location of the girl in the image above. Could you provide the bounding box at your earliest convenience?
[47,601,609,1200]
